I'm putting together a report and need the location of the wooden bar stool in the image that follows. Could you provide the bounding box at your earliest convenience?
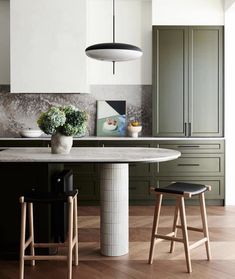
[19,190,78,279]
[148,182,211,273]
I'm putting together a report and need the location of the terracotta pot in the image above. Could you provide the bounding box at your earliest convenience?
[51,133,73,154]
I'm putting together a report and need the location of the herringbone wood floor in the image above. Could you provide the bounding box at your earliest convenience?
[1,205,235,279]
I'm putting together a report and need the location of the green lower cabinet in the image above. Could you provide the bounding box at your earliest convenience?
[66,163,97,175]
[0,139,225,205]
[129,177,155,203]
[73,177,99,202]
[129,162,153,177]
[156,177,224,205]
[65,162,99,203]
[159,140,224,154]
[158,154,224,177]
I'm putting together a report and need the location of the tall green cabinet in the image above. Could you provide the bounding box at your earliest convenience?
[152,26,224,137]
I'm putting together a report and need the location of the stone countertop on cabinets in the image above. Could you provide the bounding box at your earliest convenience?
[0,137,226,141]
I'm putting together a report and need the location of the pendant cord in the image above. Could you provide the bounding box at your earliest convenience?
[113,61,115,74]
[113,0,115,43]
[112,0,115,74]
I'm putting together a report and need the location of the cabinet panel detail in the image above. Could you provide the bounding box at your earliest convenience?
[158,154,224,176]
[189,27,223,137]
[159,141,224,154]
[129,178,154,200]
[153,27,188,137]
[152,26,224,137]
[73,178,99,200]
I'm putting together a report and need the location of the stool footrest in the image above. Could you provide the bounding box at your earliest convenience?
[24,255,67,261]
[155,232,184,243]
[33,243,67,248]
[176,225,203,233]
[189,237,208,250]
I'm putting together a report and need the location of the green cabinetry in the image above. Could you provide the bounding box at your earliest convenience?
[152,26,224,137]
[0,139,225,205]
[156,140,225,204]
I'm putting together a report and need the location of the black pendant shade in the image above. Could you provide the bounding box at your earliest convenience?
[85,43,143,62]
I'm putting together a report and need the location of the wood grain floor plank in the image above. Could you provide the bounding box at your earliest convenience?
[1,206,235,279]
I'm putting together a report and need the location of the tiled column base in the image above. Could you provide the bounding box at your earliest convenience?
[100,163,129,256]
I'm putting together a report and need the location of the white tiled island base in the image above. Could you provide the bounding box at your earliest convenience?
[100,164,129,256]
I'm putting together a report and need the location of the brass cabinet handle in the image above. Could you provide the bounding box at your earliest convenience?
[177,163,200,166]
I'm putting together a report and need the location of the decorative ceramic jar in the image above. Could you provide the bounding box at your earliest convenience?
[51,133,73,154]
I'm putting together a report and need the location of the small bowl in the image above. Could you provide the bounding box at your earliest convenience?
[20,129,43,138]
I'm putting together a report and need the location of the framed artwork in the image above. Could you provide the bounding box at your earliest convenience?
[97,100,126,137]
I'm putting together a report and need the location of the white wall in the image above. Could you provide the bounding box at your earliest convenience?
[224,0,235,205]
[87,0,152,85]
[10,0,88,93]
[0,0,10,84]
[152,0,224,25]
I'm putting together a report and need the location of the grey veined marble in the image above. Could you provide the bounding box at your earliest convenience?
[0,85,152,137]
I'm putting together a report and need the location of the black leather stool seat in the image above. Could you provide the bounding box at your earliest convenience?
[23,190,78,203]
[154,182,207,196]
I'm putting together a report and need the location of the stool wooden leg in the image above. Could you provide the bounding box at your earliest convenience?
[73,195,79,266]
[19,198,26,279]
[148,193,162,264]
[179,197,192,273]
[199,192,211,260]
[170,198,180,253]
[28,203,35,266]
[67,197,74,279]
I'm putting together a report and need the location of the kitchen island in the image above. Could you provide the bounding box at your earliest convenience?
[0,147,180,257]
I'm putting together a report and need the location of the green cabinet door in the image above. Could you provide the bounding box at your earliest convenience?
[152,26,188,137]
[152,26,224,137]
[189,27,224,137]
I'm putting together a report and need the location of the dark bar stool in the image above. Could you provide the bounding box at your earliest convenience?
[19,190,78,279]
[148,182,211,273]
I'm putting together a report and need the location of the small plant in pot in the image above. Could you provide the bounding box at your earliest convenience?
[37,105,88,154]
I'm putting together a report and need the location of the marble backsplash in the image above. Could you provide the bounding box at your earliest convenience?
[0,85,152,137]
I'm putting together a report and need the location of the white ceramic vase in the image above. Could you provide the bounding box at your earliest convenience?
[127,125,142,138]
[51,133,73,154]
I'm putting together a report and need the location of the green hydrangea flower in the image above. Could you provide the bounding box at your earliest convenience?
[37,105,88,136]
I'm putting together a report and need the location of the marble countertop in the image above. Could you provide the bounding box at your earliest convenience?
[0,136,225,141]
[0,147,181,163]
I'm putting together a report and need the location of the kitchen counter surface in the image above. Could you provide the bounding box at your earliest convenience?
[0,137,225,141]
[0,147,181,163]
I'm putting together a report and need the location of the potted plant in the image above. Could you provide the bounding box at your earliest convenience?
[37,105,88,154]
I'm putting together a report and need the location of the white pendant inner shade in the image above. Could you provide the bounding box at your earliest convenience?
[85,43,143,62]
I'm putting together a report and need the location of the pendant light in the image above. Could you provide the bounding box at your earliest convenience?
[85,0,143,74]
